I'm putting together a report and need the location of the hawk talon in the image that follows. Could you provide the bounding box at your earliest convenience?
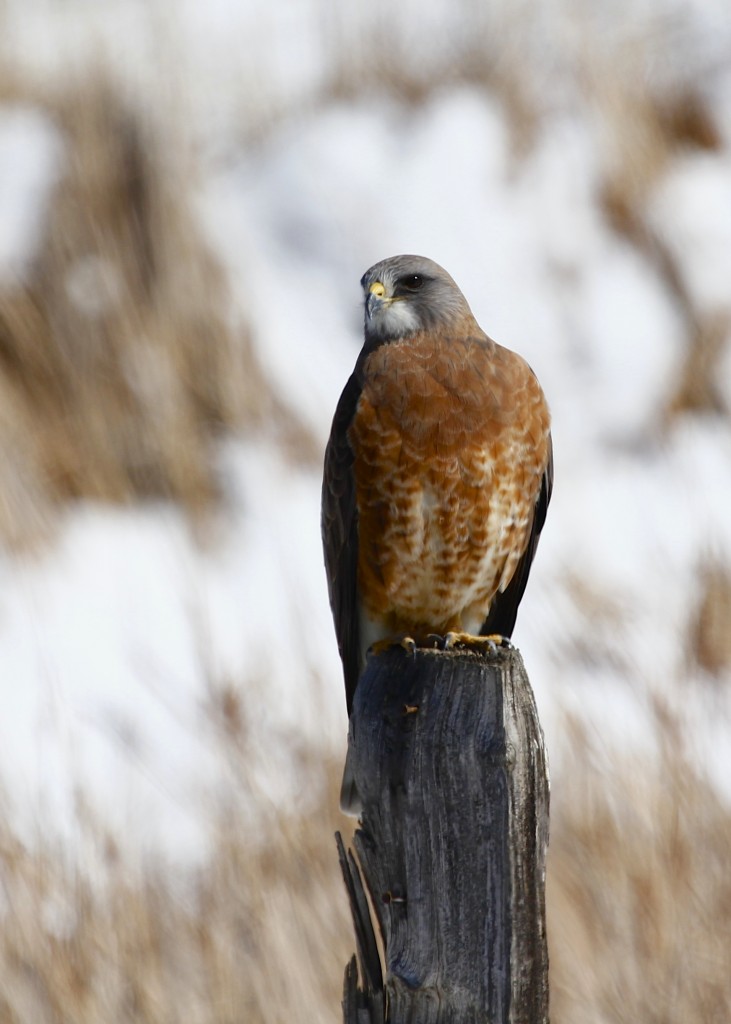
[401,636,417,655]
[369,634,417,658]
[443,631,510,654]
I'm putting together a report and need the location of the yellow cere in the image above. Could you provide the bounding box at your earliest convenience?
[369,281,386,298]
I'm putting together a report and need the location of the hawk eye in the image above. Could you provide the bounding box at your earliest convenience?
[399,274,424,292]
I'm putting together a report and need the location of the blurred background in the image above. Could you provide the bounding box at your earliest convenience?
[1,0,730,1020]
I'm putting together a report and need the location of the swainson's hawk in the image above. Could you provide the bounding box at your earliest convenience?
[322,255,552,812]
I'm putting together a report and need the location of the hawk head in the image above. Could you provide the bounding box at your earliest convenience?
[361,255,475,344]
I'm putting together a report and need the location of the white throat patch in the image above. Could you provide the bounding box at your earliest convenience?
[376,299,420,337]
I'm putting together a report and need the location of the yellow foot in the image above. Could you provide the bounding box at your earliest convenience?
[369,631,449,658]
[369,634,417,657]
[443,632,512,653]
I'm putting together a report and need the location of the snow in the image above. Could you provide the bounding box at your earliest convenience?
[649,152,731,312]
[0,440,344,866]
[0,106,64,284]
[1,0,731,866]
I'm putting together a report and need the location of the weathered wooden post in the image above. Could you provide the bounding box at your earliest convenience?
[338,643,549,1024]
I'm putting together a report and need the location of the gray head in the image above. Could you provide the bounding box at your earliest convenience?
[360,255,475,344]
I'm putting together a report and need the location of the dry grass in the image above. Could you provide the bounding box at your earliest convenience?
[690,561,731,678]
[549,705,731,1024]
[586,47,730,427]
[0,10,729,1023]
[0,73,315,548]
[1,706,730,1023]
[321,6,542,157]
[0,12,726,553]
[0,764,354,1024]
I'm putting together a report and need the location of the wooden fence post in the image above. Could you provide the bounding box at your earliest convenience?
[337,644,550,1024]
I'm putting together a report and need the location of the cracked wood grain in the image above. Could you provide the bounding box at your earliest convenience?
[339,645,549,1024]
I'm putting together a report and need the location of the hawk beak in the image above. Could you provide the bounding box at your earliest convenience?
[366,281,386,320]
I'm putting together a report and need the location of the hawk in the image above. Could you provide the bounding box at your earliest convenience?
[322,255,552,813]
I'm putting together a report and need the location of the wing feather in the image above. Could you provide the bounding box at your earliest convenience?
[321,371,363,714]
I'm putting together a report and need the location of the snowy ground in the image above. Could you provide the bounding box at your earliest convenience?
[1,0,731,868]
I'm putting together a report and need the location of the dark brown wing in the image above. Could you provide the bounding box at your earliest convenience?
[481,432,553,639]
[321,370,363,715]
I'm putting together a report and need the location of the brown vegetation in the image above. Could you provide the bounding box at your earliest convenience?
[1,708,730,1023]
[0,764,352,1024]
[589,54,729,427]
[549,703,731,1024]
[0,75,312,548]
[0,7,729,1022]
[691,562,731,677]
